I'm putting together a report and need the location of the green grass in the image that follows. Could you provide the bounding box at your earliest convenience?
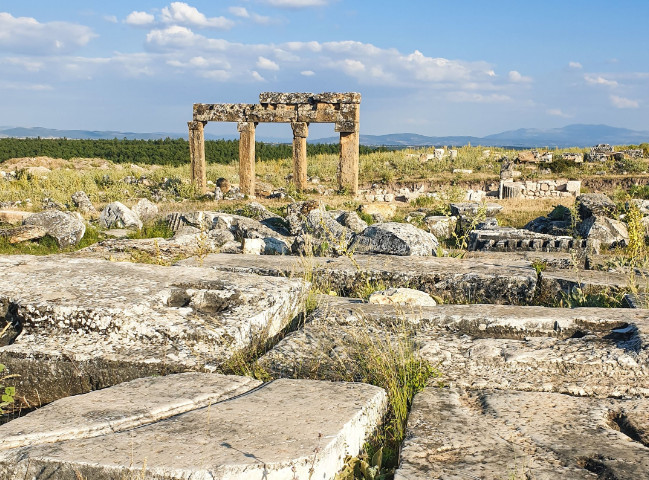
[0,225,104,255]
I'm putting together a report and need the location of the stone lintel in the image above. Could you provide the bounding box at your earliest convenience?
[194,103,358,125]
[259,92,361,105]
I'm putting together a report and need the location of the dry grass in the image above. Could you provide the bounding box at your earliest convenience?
[496,197,575,228]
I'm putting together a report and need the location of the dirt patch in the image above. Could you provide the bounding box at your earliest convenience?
[0,157,119,172]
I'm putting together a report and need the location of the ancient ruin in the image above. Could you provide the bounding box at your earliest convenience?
[188,92,361,195]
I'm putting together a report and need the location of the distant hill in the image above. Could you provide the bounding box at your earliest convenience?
[0,126,287,143]
[1,124,647,148]
[314,124,649,148]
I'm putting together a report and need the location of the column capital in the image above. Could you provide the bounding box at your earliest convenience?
[237,121,256,133]
[291,122,309,138]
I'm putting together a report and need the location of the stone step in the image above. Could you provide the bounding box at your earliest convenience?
[260,296,649,397]
[0,255,307,405]
[395,388,649,479]
[0,374,388,480]
[178,253,539,305]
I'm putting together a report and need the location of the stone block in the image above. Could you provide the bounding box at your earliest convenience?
[0,375,386,480]
[0,256,307,404]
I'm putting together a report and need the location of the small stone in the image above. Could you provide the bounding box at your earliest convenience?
[216,178,231,195]
[99,202,142,230]
[242,238,265,255]
[368,288,437,306]
[131,199,158,223]
[23,210,85,248]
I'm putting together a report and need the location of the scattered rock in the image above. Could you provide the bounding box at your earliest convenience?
[0,210,33,225]
[242,238,265,255]
[450,202,503,217]
[70,191,97,216]
[215,177,231,194]
[368,287,437,306]
[351,223,440,256]
[336,211,368,234]
[0,225,46,244]
[131,198,158,223]
[578,215,629,247]
[359,203,397,219]
[99,202,142,230]
[577,193,616,220]
[422,215,457,240]
[23,210,85,247]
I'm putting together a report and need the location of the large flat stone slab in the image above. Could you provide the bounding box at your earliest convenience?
[179,253,538,304]
[260,296,649,397]
[395,388,649,480]
[0,255,307,404]
[0,374,387,480]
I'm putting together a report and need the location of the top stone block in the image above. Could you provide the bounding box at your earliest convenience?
[259,92,361,105]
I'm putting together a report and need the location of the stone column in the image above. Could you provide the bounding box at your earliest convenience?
[238,121,256,197]
[188,121,207,194]
[291,122,309,191]
[338,127,359,194]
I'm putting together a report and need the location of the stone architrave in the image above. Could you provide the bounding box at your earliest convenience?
[189,92,361,195]
[238,122,256,197]
[291,122,309,191]
[187,120,207,194]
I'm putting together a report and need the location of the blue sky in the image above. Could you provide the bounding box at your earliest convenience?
[1,0,648,139]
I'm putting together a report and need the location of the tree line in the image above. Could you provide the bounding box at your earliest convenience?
[0,137,391,165]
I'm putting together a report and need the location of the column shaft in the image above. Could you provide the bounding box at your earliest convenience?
[238,122,256,197]
[291,122,309,191]
[188,121,207,194]
[338,129,359,194]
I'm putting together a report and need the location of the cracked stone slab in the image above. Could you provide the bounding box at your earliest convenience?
[178,253,538,305]
[0,255,307,404]
[394,388,649,480]
[260,296,649,397]
[0,375,387,480]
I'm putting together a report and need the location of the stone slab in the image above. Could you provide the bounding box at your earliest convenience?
[0,210,33,225]
[0,375,387,480]
[395,388,649,480]
[260,296,649,397]
[178,253,538,305]
[0,373,261,450]
[0,255,307,404]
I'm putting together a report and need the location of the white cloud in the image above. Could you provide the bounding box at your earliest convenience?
[261,0,330,7]
[610,95,639,109]
[568,61,582,69]
[251,71,265,81]
[125,11,155,26]
[160,2,234,29]
[584,74,618,87]
[508,70,532,83]
[547,108,571,118]
[301,70,315,76]
[448,92,512,103]
[0,12,96,55]
[146,26,201,49]
[256,56,280,70]
[0,81,53,91]
[229,7,250,18]
[103,15,118,23]
[3,57,44,72]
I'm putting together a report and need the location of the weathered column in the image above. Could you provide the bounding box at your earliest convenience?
[188,120,207,194]
[238,121,256,197]
[338,127,359,194]
[291,122,309,191]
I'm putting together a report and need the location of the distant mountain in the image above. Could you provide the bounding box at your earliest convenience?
[482,124,649,148]
[1,124,647,148]
[0,126,288,143]
[314,124,649,148]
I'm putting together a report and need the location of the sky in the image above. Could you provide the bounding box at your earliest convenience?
[1,0,648,139]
